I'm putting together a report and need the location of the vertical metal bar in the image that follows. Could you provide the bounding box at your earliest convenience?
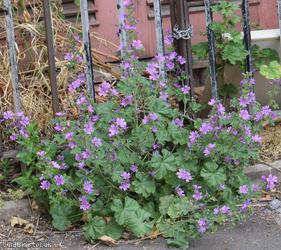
[43,0,60,114]
[277,0,281,57]
[80,0,95,100]
[117,0,128,60]
[169,0,193,93]
[242,0,253,76]
[153,0,167,82]
[0,129,3,158]
[204,0,218,99]
[3,0,21,113]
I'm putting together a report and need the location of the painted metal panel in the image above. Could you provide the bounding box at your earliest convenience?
[92,0,279,60]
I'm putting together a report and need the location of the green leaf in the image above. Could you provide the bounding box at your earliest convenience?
[83,216,106,243]
[201,162,226,187]
[167,234,189,250]
[157,220,189,249]
[192,42,208,60]
[260,61,281,80]
[111,197,152,237]
[104,220,123,240]
[159,195,193,219]
[150,149,177,179]
[50,201,81,231]
[132,172,156,198]
[222,42,248,65]
[168,124,187,145]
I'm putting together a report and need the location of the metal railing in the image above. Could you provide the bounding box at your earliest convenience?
[0,0,277,158]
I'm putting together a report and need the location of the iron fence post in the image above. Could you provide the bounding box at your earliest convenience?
[117,0,128,60]
[80,0,95,101]
[204,0,218,99]
[3,0,21,113]
[170,0,194,94]
[43,0,60,115]
[153,0,167,82]
[242,0,253,77]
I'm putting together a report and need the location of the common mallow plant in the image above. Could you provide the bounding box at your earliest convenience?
[1,5,277,250]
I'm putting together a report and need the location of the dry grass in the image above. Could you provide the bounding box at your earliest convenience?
[0,2,119,148]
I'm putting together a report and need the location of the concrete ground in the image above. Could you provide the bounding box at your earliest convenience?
[94,215,281,250]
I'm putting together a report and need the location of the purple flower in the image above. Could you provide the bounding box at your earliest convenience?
[241,199,251,211]
[164,34,173,45]
[123,0,132,7]
[55,112,65,117]
[111,88,119,96]
[151,126,158,133]
[239,110,251,120]
[142,115,149,124]
[203,143,216,157]
[213,207,220,215]
[132,39,144,50]
[130,164,138,173]
[119,181,130,191]
[149,113,158,121]
[160,91,169,101]
[217,103,225,115]
[120,95,133,107]
[64,52,74,61]
[155,54,165,63]
[252,134,262,144]
[177,55,186,65]
[37,151,46,157]
[177,169,192,182]
[76,95,86,106]
[249,78,256,85]
[54,123,64,132]
[121,171,131,180]
[51,161,62,169]
[200,122,213,135]
[3,111,14,120]
[76,55,83,63]
[168,52,177,60]
[261,105,272,116]
[220,205,231,214]
[175,187,185,197]
[189,131,200,145]
[78,162,85,169]
[83,181,93,194]
[82,150,91,160]
[181,85,190,94]
[109,124,119,137]
[239,185,248,194]
[98,82,111,97]
[40,180,50,190]
[54,175,64,186]
[84,121,94,135]
[208,98,216,106]
[172,118,184,127]
[10,133,18,141]
[197,218,208,233]
[239,97,249,108]
[87,105,95,113]
[65,132,74,141]
[166,61,175,70]
[265,174,278,190]
[91,137,102,147]
[20,116,29,126]
[192,185,203,201]
[68,141,77,149]
[116,118,127,129]
[79,196,91,210]
[251,183,259,192]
